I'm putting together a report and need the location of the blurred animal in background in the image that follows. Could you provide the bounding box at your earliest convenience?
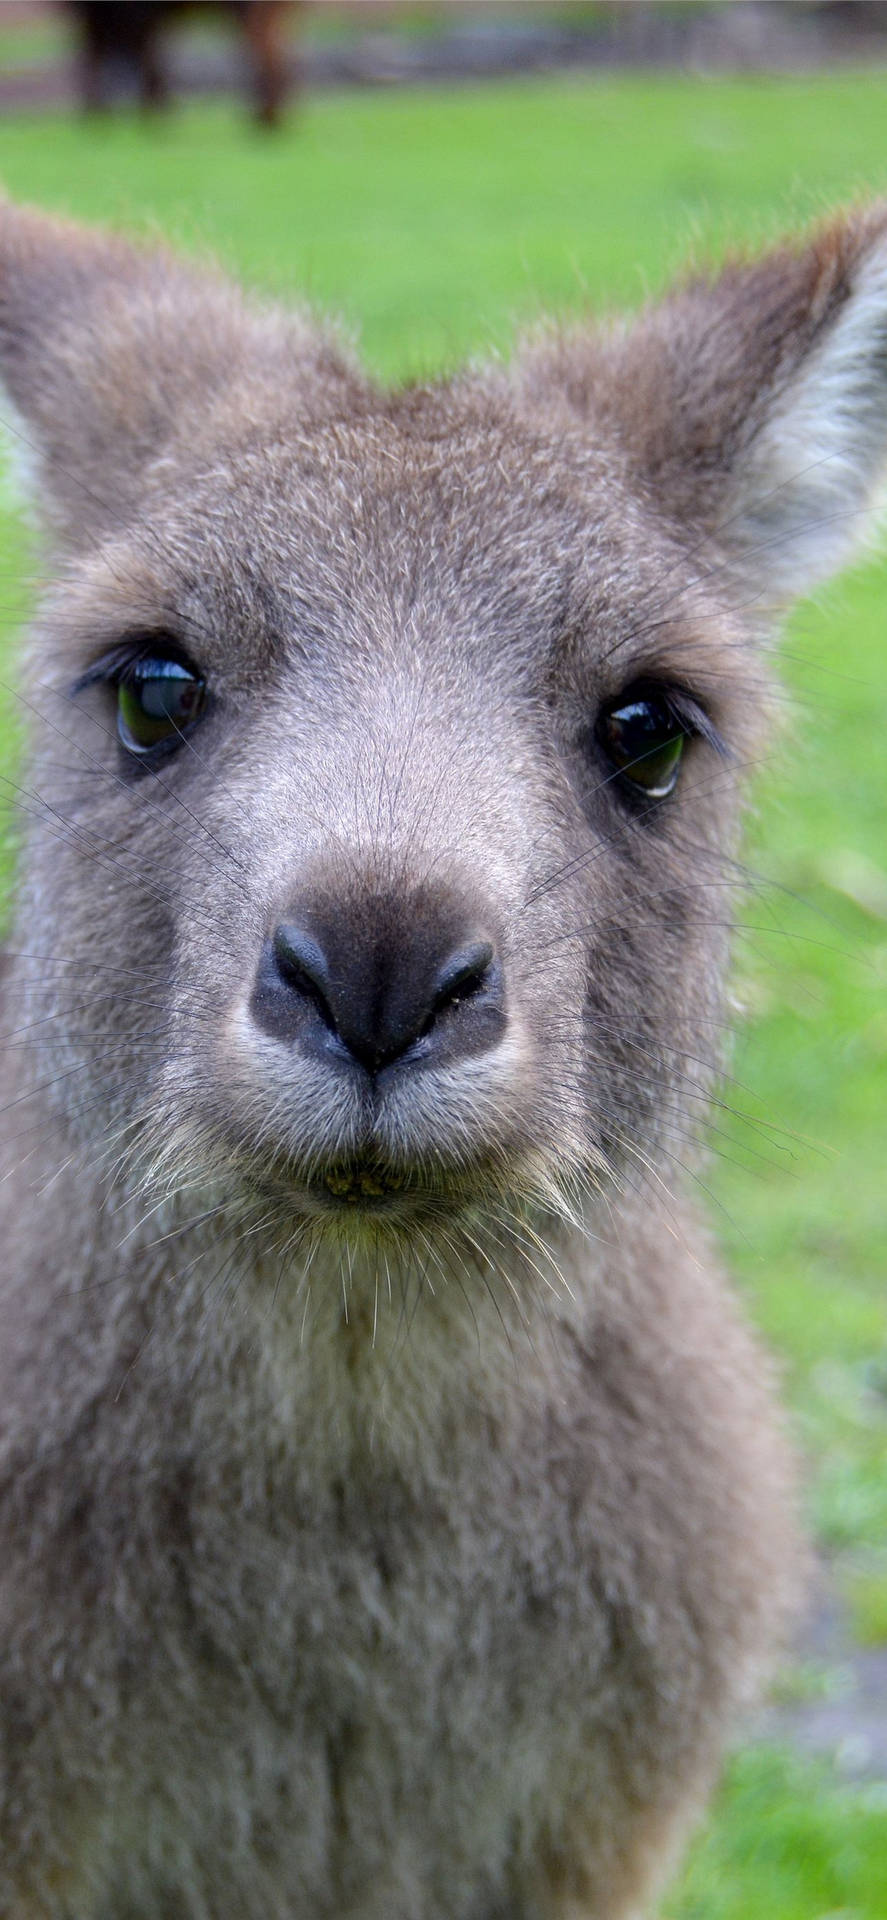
[65,0,299,128]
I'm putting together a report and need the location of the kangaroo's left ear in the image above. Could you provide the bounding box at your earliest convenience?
[0,200,359,551]
[514,205,887,604]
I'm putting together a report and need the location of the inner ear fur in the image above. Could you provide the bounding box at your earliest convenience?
[0,201,359,549]
[514,205,887,603]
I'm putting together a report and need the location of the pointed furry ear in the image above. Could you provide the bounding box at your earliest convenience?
[0,201,355,549]
[516,206,887,604]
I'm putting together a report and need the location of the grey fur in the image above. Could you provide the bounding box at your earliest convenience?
[1,201,884,1918]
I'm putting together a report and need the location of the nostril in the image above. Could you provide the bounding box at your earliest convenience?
[253,909,506,1074]
[428,941,496,1025]
[272,924,336,1031]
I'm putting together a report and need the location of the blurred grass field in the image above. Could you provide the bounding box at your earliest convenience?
[0,68,885,1917]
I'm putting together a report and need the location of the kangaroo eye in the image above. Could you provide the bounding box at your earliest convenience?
[117,656,207,755]
[597,691,689,799]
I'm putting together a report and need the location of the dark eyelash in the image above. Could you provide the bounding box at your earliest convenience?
[656,687,729,757]
[70,635,199,697]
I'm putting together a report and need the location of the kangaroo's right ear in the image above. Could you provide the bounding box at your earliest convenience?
[514,205,887,609]
[0,201,356,550]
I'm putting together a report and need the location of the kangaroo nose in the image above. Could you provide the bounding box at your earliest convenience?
[251,899,505,1075]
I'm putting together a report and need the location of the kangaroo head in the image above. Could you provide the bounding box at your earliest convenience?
[2,202,886,1280]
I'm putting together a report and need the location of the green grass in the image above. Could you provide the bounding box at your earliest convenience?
[1,72,886,1916]
[665,1748,887,1920]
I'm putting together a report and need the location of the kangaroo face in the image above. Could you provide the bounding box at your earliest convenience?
[21,382,751,1251]
[4,202,887,1268]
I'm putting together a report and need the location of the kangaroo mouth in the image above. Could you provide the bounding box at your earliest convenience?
[289,1154,484,1228]
[315,1161,411,1210]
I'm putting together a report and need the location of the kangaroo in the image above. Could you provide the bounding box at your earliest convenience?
[0,199,883,1920]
